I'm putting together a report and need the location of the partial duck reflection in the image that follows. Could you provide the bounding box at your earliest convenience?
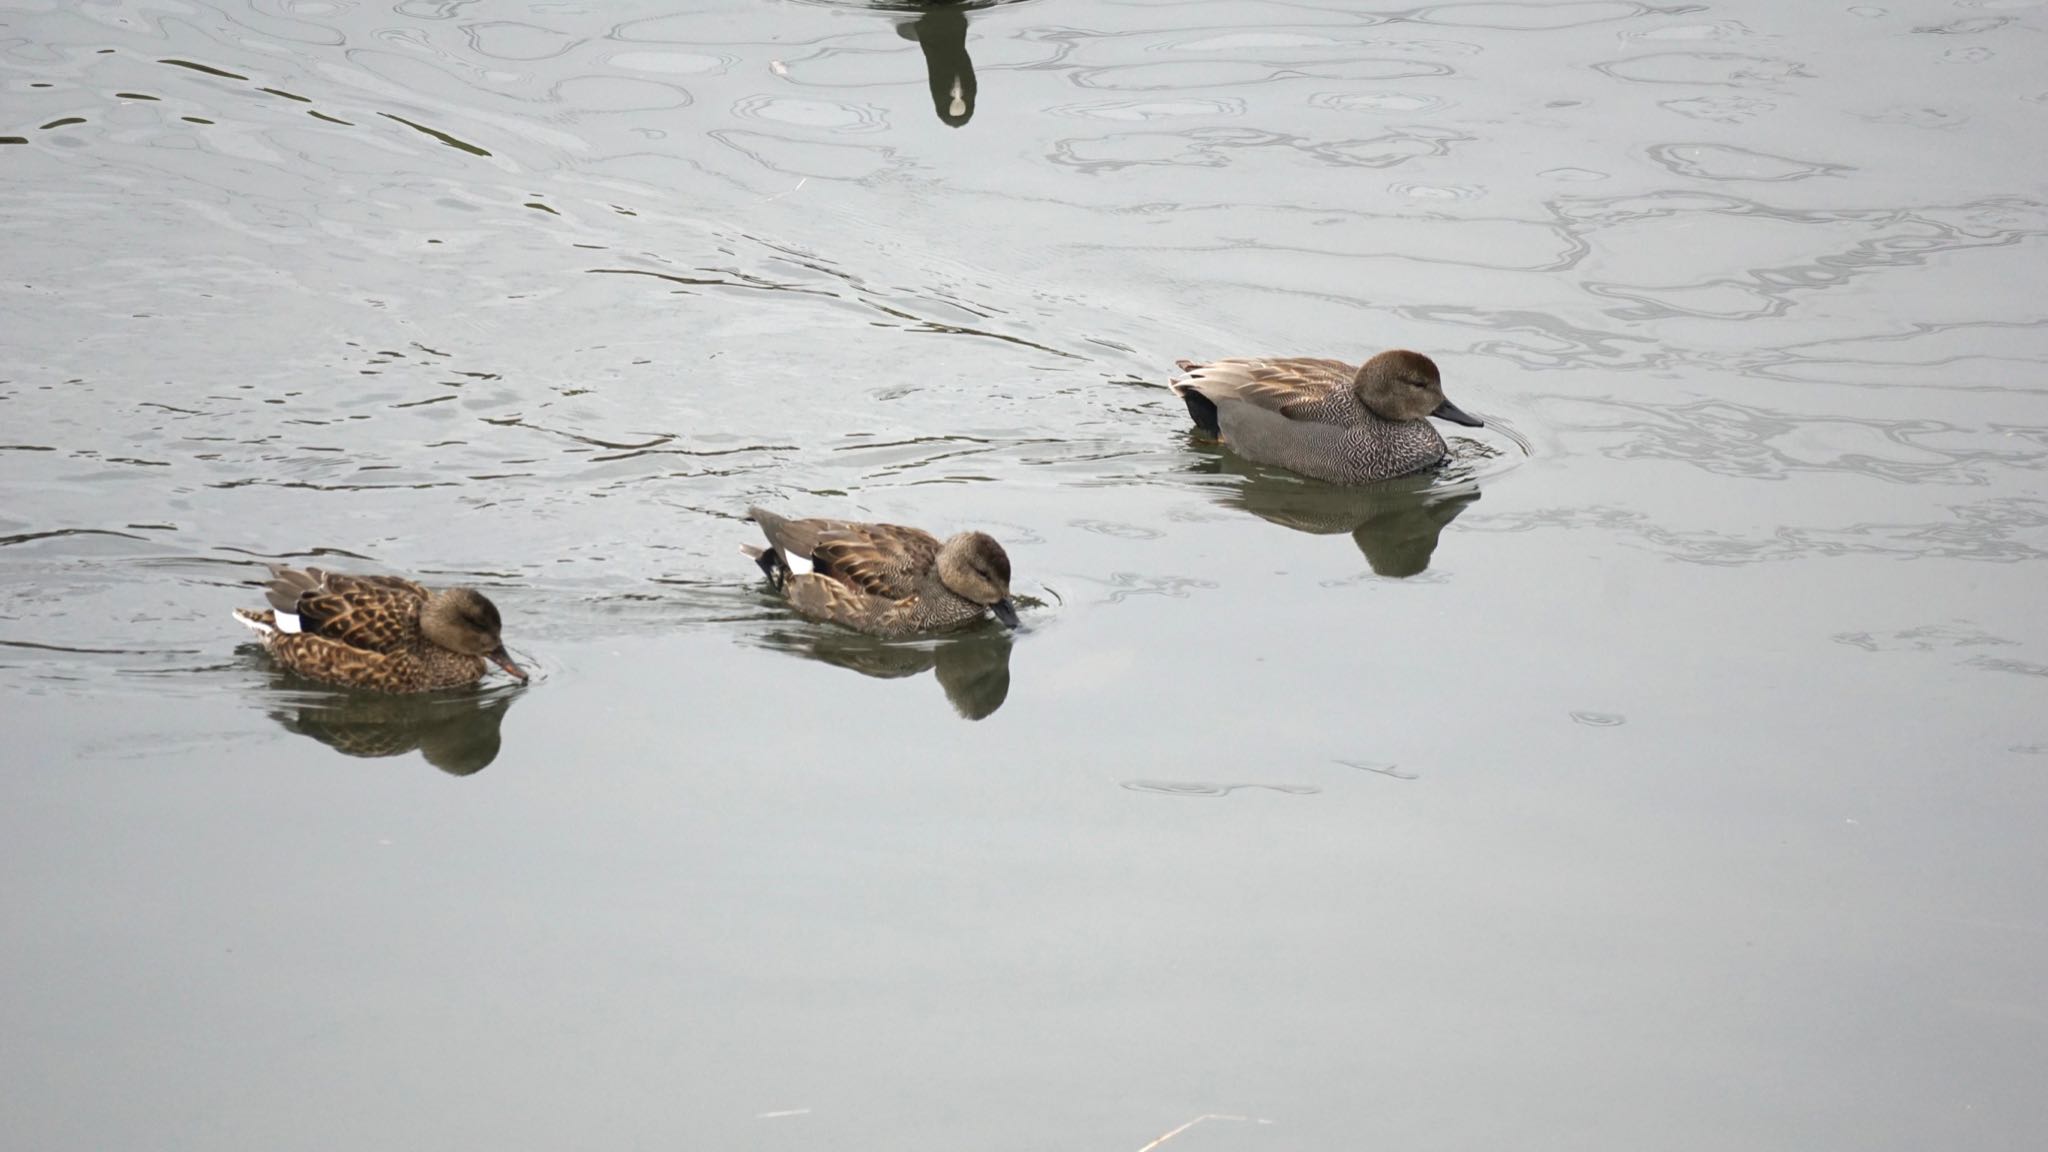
[754,626,1014,719]
[1189,443,1480,577]
[895,3,977,126]
[253,663,521,775]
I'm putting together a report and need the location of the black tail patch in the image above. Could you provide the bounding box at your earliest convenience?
[753,548,783,585]
[1179,388,1220,436]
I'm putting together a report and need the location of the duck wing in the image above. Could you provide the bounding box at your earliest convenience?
[751,508,942,599]
[808,523,942,600]
[264,565,427,653]
[1172,357,1360,420]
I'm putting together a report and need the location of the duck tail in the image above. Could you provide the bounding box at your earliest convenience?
[741,544,787,589]
[1176,386,1221,436]
[233,607,277,636]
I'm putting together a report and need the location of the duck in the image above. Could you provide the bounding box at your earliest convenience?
[233,564,527,693]
[743,506,1020,636]
[1168,350,1484,484]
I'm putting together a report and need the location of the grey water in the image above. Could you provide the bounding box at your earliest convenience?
[4,1,2046,1148]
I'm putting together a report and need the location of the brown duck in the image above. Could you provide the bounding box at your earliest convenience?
[233,564,527,693]
[1169,350,1483,484]
[744,507,1020,636]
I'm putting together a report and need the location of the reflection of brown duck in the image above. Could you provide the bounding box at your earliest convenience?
[1191,446,1479,577]
[257,671,519,775]
[895,4,976,126]
[753,627,1013,720]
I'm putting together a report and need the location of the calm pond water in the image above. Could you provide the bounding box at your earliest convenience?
[5,0,2047,1147]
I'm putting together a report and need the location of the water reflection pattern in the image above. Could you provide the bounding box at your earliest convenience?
[1187,446,1482,577]
[750,627,1015,720]
[896,6,978,127]
[257,670,521,775]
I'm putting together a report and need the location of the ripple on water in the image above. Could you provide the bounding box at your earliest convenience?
[1051,124,1471,174]
[1071,58,1453,92]
[1659,96,1777,124]
[1392,182,1485,201]
[1593,52,1811,87]
[1832,624,2016,653]
[1647,143,1849,182]
[1408,1,1655,29]
[706,128,897,180]
[545,75,693,114]
[1336,759,1418,780]
[731,94,890,134]
[463,21,582,63]
[1047,98,1244,122]
[599,49,733,76]
[1857,106,1968,130]
[1625,21,1756,43]
[1309,92,1446,114]
[1119,781,1321,798]
[1915,17,2015,35]
[1174,32,1352,52]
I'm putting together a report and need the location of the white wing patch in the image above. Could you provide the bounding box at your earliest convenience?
[1178,359,1265,396]
[274,611,302,634]
[780,548,813,576]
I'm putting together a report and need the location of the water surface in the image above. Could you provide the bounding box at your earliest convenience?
[4,1,2047,1148]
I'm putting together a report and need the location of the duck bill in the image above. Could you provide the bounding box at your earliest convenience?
[488,646,529,682]
[1431,398,1484,428]
[989,599,1021,630]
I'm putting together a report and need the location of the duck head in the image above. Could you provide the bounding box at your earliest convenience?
[936,531,1019,628]
[1354,349,1483,427]
[421,587,528,681]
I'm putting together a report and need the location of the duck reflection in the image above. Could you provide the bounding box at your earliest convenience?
[1190,445,1480,577]
[257,667,520,775]
[895,3,977,126]
[756,627,1013,719]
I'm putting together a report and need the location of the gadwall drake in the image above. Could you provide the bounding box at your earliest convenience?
[233,564,527,693]
[1169,351,1483,484]
[744,506,1020,636]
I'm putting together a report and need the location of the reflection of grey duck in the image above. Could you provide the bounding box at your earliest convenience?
[1195,447,1479,577]
[744,507,1020,635]
[756,628,1013,720]
[1169,352,1484,484]
[233,564,527,693]
[264,679,516,776]
[895,4,976,126]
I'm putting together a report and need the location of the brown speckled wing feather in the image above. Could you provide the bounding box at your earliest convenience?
[270,566,427,653]
[1174,357,1360,420]
[808,523,941,600]
[782,571,901,630]
[263,633,428,692]
[751,509,860,562]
